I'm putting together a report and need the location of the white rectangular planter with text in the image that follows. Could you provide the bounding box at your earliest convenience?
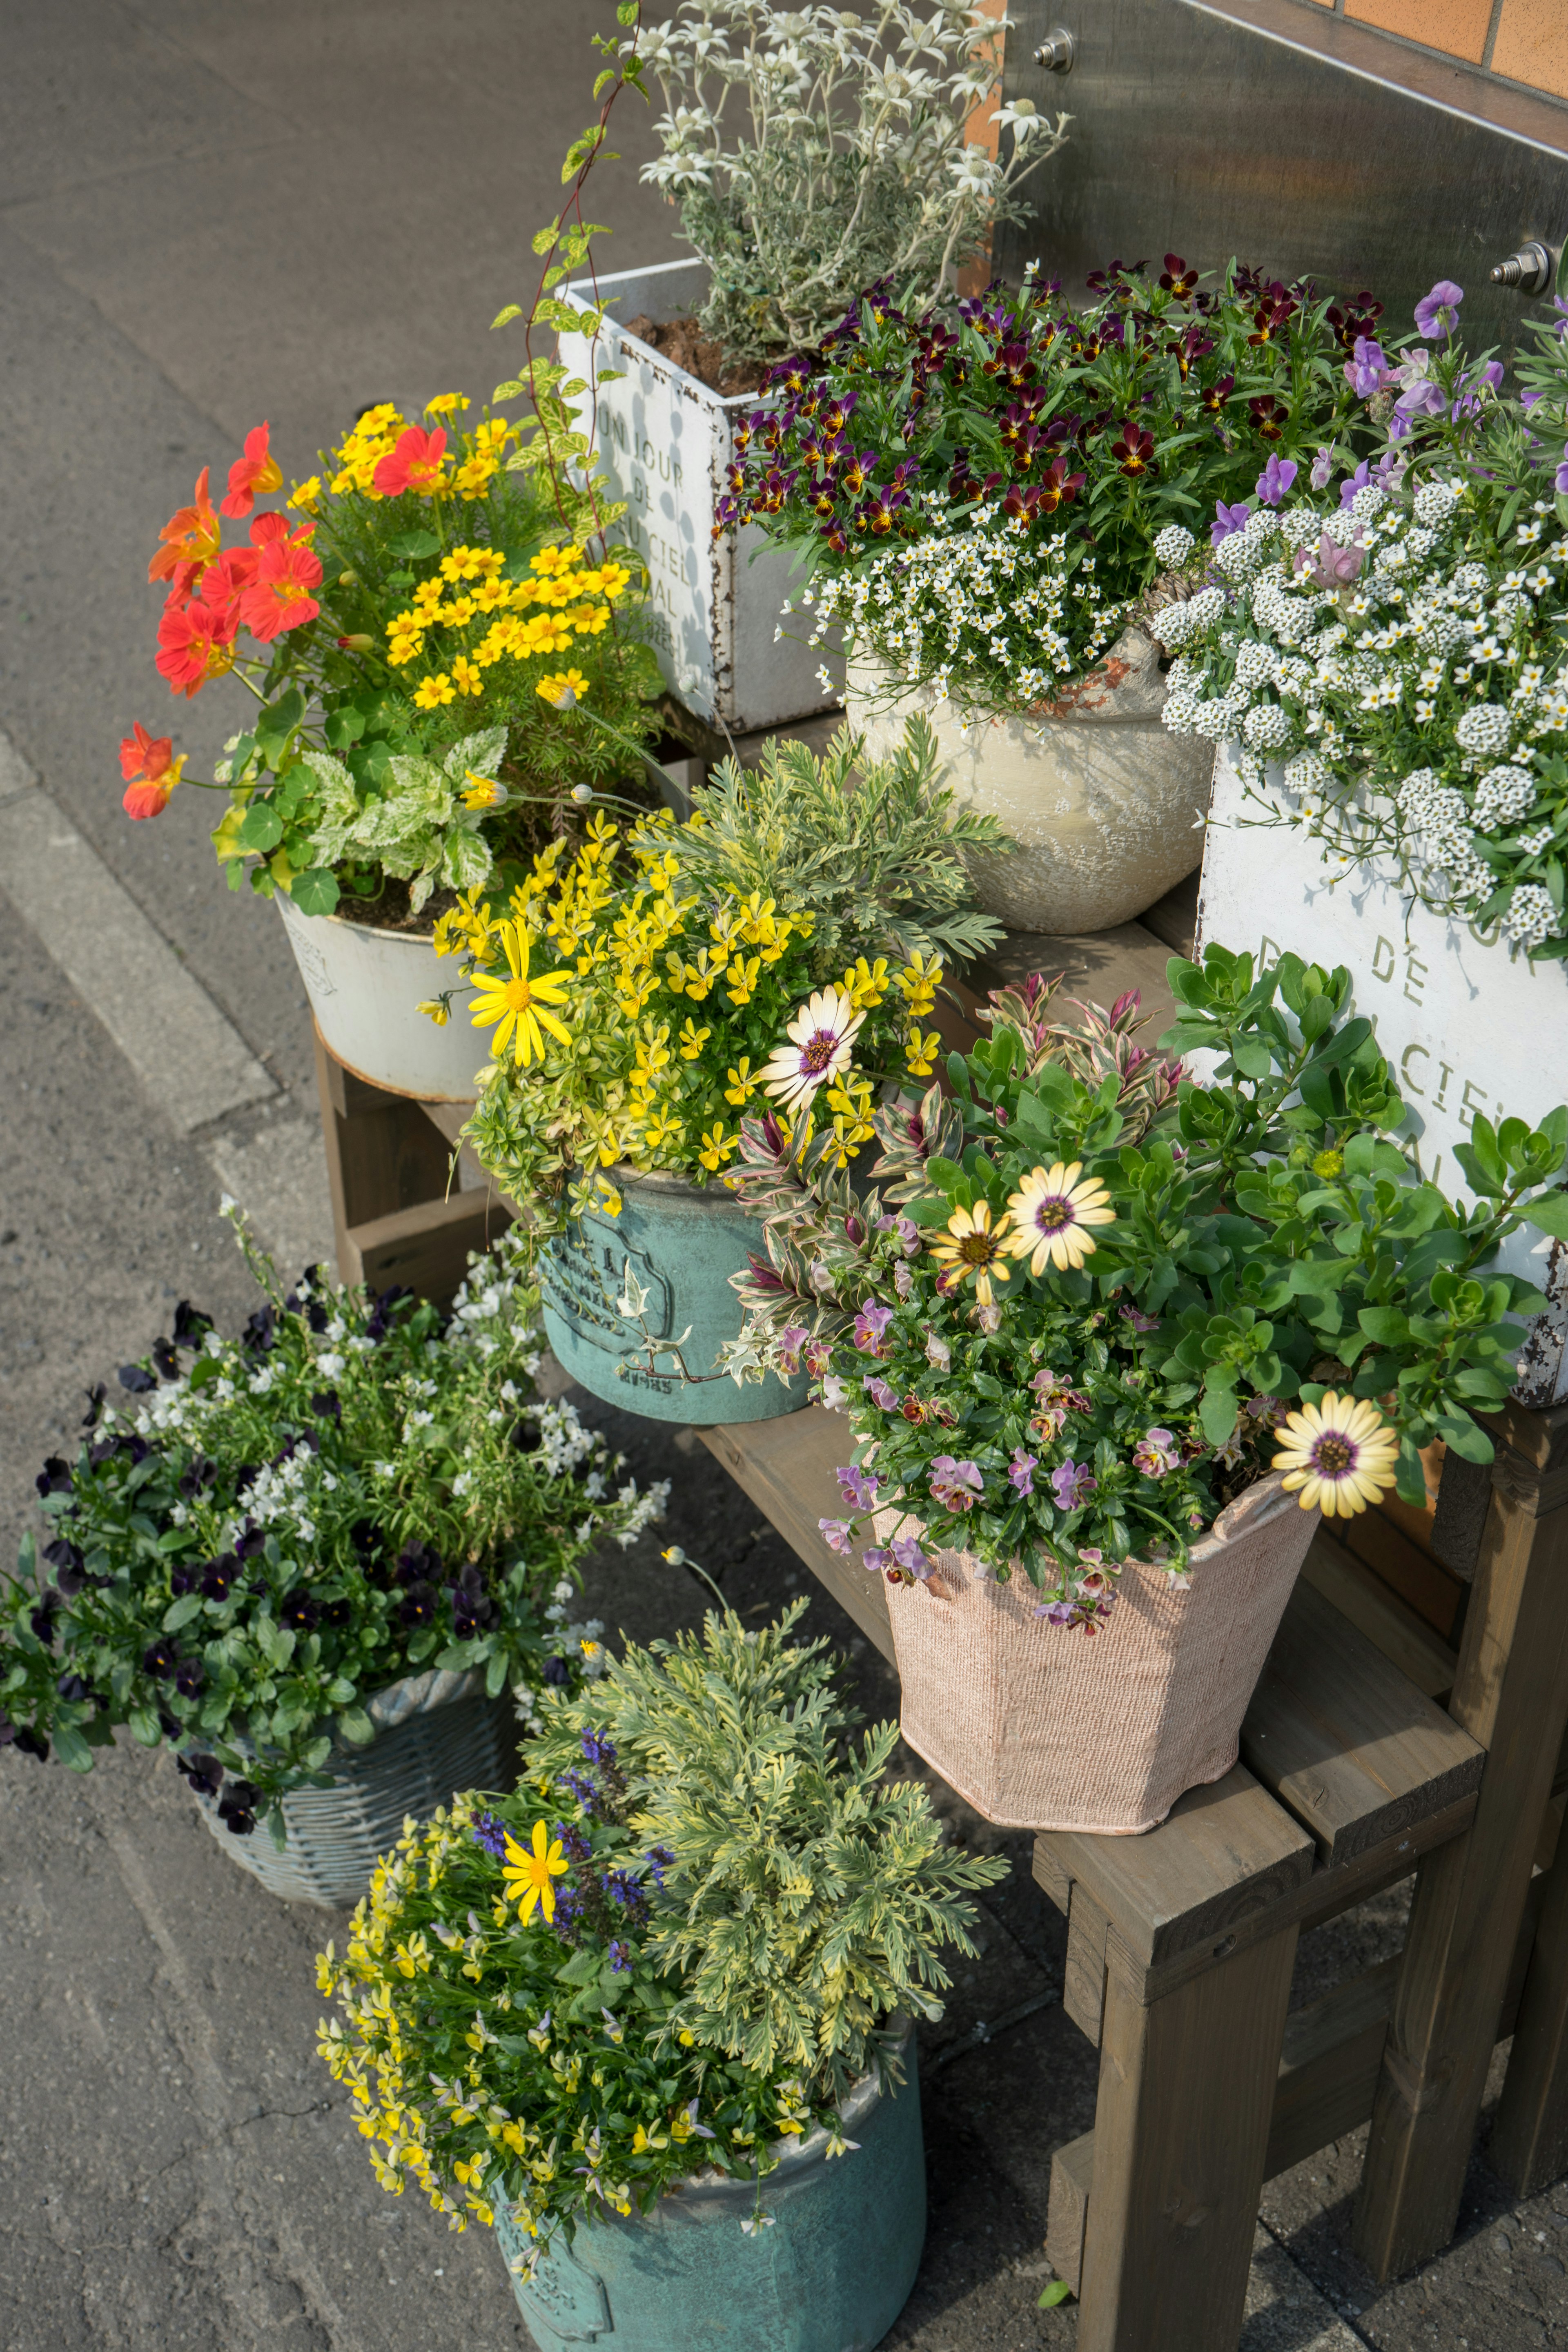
[1195,746,1568,1403]
[559,259,833,735]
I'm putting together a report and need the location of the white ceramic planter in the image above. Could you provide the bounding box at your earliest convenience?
[559,258,835,734]
[276,892,485,1102]
[1196,743,1568,1402]
[846,633,1215,933]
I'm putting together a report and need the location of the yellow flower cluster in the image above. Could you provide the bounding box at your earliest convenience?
[388,541,633,713]
[323,397,517,507]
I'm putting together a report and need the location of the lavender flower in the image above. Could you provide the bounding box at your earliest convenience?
[1050,1459,1097,1510]
[608,1942,632,1972]
[1008,1449,1037,1497]
[836,1462,880,1511]
[1414,278,1463,339]
[471,1810,508,1859]
[1254,454,1298,508]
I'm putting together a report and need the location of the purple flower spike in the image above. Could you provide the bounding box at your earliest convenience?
[1414,279,1463,339]
[818,1517,855,1555]
[1254,454,1298,509]
[1210,499,1252,546]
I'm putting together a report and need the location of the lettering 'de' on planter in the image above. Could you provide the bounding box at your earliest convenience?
[559,260,834,734]
[1197,744,1568,1404]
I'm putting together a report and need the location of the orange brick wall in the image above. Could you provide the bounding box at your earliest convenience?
[1285,0,1568,105]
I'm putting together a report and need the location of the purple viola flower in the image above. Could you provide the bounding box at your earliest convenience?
[1008,1448,1037,1497]
[1397,378,1447,423]
[853,1301,895,1354]
[1211,499,1252,546]
[1414,279,1463,339]
[1555,444,1568,497]
[1132,1427,1180,1478]
[818,1517,856,1554]
[925,1334,951,1370]
[1338,460,1372,509]
[891,1534,935,1581]
[1050,1458,1097,1510]
[1300,529,1365,590]
[1375,448,1408,490]
[1310,445,1334,490]
[863,1375,900,1411]
[836,1462,880,1512]
[1034,1597,1078,1626]
[1343,336,1390,399]
[777,1324,810,1374]
[821,1374,849,1412]
[1119,1304,1160,1334]
[929,1456,984,1512]
[1254,454,1298,509]
[896,1217,920,1256]
[861,1547,892,1575]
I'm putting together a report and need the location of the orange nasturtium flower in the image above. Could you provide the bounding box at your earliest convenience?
[118,723,186,820]
[148,468,222,597]
[372,425,448,499]
[238,540,324,643]
[220,421,284,519]
[155,597,236,698]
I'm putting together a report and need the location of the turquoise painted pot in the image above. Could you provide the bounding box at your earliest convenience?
[494,2025,925,2351]
[539,1167,803,1425]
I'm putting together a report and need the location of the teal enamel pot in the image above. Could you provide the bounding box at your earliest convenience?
[494,2021,925,2351]
[539,1167,803,1424]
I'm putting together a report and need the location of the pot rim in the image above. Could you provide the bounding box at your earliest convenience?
[278,893,441,951]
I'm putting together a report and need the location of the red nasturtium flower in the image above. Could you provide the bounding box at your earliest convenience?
[238,538,323,641]
[197,545,260,631]
[118,723,185,819]
[220,422,284,519]
[148,468,222,598]
[372,425,447,498]
[156,597,238,697]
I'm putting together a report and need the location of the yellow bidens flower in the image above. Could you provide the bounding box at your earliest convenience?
[501,1821,569,1924]
[929,1199,1011,1307]
[288,475,323,514]
[1004,1162,1115,1274]
[425,391,471,417]
[469,922,572,1067]
[414,672,456,710]
[1272,1394,1400,1517]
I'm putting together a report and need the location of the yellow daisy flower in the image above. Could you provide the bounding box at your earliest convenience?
[1272,1393,1401,1517]
[929,1199,1011,1307]
[469,921,572,1066]
[1003,1162,1115,1274]
[537,666,590,706]
[501,1822,568,1924]
[414,673,455,710]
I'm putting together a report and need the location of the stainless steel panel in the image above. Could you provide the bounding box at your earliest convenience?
[994,0,1568,358]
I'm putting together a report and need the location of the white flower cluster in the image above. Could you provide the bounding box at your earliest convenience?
[1154,476,1568,952]
[806,509,1130,714]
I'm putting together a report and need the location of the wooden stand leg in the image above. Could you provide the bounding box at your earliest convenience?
[1353,1405,1568,2279]
[1491,1793,1568,2192]
[1076,1922,1298,2352]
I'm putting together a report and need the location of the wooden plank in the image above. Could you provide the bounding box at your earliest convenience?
[1354,1413,1568,2282]
[1494,1777,1568,2192]
[1266,1957,1399,2181]
[1239,1577,1483,1864]
[1137,871,1199,958]
[695,1410,896,1664]
[351,1189,512,1311]
[1064,1883,1111,2047]
[314,1027,453,1235]
[1339,1508,1465,1641]
[1430,1450,1493,1581]
[969,919,1180,1041]
[1045,2131,1095,2299]
[1033,1840,1073,1916]
[1042,1767,1314,1974]
[1077,1921,1298,2352]
[1300,1532,1457,1702]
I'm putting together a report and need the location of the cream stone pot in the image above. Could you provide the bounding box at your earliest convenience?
[875,1473,1316,1835]
[846,631,1215,933]
[276,891,485,1102]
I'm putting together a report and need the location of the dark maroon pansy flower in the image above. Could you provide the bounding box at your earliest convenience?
[279,1589,319,1632]
[143,1639,179,1679]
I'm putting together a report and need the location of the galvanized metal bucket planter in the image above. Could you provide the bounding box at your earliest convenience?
[189,1667,509,1910]
[559,258,835,735]
[846,634,1214,934]
[494,2020,924,2352]
[539,1167,803,1426]
[276,891,485,1102]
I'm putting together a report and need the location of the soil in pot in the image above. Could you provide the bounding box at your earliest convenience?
[621,313,769,396]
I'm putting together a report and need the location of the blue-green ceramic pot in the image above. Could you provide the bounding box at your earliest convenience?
[494,2024,925,2351]
[539,1167,803,1425]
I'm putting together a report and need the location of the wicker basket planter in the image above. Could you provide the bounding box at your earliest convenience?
[493,2018,924,2352]
[877,1474,1315,1835]
[190,1666,509,1909]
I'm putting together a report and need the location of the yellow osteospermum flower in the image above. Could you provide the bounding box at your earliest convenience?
[928,1199,1011,1308]
[1272,1393,1401,1517]
[1003,1161,1115,1275]
[469,921,572,1066]
[501,1821,570,1923]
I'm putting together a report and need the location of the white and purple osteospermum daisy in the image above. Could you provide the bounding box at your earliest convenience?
[1272,1392,1400,1517]
[761,987,865,1111]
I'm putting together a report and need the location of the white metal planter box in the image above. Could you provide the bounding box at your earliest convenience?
[559,259,833,735]
[1196,745,1568,1404]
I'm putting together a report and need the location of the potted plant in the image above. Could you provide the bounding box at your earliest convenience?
[537,0,1067,733]
[726,258,1389,931]
[437,718,1006,1423]
[714,944,1568,1833]
[0,1210,668,1907]
[118,394,663,1098]
[314,1604,1006,2350]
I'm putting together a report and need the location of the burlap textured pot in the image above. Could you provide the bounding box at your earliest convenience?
[276,891,486,1102]
[190,1666,509,1909]
[494,2018,924,2352]
[879,1473,1315,1834]
[539,1167,804,1426]
[846,632,1214,933]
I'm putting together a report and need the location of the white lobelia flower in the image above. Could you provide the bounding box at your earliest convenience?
[760,987,866,1111]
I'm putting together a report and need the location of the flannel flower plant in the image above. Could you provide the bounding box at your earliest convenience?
[432,719,1005,1233]
[1155,277,1568,958]
[0,1212,667,1840]
[118,396,662,918]
[724,256,1380,715]
[314,1604,1005,2247]
[718,946,1568,1630]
